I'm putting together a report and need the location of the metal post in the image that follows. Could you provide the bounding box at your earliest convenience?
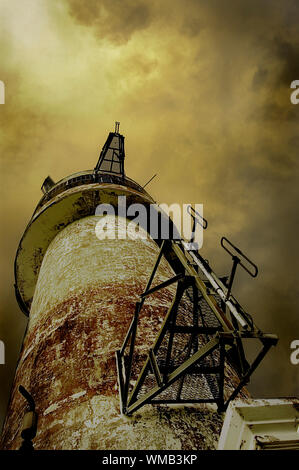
[127,282,185,409]
[225,256,239,301]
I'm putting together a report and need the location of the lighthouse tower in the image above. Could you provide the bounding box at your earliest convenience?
[1,125,275,450]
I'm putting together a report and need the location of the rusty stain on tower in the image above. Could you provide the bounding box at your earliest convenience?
[0,125,277,450]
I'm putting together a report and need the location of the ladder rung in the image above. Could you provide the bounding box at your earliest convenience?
[171,326,220,334]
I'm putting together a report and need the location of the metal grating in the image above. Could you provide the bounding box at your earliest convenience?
[116,239,278,415]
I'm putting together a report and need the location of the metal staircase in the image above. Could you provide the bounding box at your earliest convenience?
[116,210,278,415]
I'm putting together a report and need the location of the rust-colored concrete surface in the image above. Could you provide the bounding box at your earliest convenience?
[1,215,247,450]
[15,183,155,312]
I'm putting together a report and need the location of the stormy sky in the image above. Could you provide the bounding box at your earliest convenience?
[0,0,298,430]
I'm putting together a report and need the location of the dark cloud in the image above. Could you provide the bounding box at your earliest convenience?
[0,70,53,431]
[1,0,299,433]
[273,36,299,86]
[253,34,299,122]
[252,67,269,91]
[66,0,154,44]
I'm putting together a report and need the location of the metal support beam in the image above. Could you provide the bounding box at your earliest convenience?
[127,282,186,407]
[183,245,249,329]
[115,350,126,413]
[126,337,219,415]
[117,235,278,416]
[217,340,225,411]
[172,242,233,331]
[149,349,163,387]
[141,273,184,298]
[222,340,274,411]
[123,305,140,405]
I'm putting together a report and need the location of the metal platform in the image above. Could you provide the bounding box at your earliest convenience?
[116,239,278,415]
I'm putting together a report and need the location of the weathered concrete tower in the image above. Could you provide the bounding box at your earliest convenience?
[1,125,257,450]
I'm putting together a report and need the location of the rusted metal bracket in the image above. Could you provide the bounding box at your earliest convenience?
[116,239,278,416]
[18,386,37,451]
[221,237,258,301]
[149,349,163,387]
[185,205,208,251]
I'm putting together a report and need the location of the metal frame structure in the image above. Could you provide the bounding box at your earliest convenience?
[94,124,125,177]
[116,238,278,416]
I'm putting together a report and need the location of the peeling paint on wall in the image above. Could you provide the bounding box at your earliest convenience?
[1,214,247,450]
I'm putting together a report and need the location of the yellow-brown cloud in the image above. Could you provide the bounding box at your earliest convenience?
[0,0,298,429]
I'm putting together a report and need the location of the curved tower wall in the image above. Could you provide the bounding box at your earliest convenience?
[1,215,224,450]
[1,125,251,449]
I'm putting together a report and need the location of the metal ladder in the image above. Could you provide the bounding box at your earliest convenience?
[116,210,278,416]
